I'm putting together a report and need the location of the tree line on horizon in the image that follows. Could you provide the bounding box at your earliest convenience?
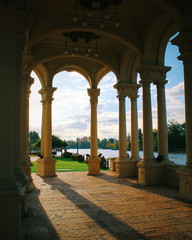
[29,120,186,153]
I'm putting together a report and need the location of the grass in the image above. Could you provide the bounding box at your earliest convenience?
[31,157,88,173]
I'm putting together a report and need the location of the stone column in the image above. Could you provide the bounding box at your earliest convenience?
[113,83,130,177]
[14,33,28,186]
[154,78,169,161]
[137,65,166,185]
[87,88,101,175]
[129,94,140,162]
[0,2,23,239]
[37,87,57,177]
[21,74,34,192]
[140,79,154,162]
[171,32,192,201]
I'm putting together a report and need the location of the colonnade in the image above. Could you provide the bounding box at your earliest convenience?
[35,68,172,180]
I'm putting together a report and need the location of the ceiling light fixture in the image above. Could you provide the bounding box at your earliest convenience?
[73,0,121,28]
[63,31,100,57]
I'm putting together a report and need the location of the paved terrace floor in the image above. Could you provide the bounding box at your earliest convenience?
[22,171,192,240]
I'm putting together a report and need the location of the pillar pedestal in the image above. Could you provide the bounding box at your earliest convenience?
[115,158,138,177]
[37,158,57,177]
[177,167,192,201]
[87,156,101,175]
[137,160,166,185]
[0,187,24,240]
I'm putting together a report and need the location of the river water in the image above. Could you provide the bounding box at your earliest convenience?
[64,149,186,166]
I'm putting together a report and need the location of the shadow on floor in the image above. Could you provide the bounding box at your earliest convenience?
[42,175,145,240]
[22,183,60,240]
[96,171,192,204]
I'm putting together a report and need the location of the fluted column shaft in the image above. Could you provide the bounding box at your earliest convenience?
[14,31,28,184]
[87,88,100,175]
[171,29,192,201]
[0,2,20,189]
[129,95,140,160]
[20,75,34,188]
[183,59,192,168]
[118,95,127,160]
[39,87,57,158]
[0,2,24,239]
[172,32,192,168]
[140,80,154,161]
[154,80,169,160]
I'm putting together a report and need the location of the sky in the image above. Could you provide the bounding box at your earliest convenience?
[29,41,185,141]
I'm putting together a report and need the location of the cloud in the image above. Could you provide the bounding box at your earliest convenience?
[166,82,184,104]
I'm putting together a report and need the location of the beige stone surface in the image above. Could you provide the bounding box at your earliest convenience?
[23,172,192,240]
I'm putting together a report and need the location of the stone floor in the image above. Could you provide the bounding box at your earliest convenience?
[22,171,192,240]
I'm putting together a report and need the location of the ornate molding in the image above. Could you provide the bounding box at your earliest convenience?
[22,54,33,75]
[114,82,140,98]
[39,87,57,103]
[171,32,192,61]
[136,64,171,85]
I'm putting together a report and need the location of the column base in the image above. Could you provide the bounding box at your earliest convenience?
[115,157,139,177]
[14,169,28,187]
[87,156,101,175]
[37,158,57,177]
[23,158,33,192]
[177,167,192,201]
[137,160,166,185]
[0,186,24,240]
[109,157,117,171]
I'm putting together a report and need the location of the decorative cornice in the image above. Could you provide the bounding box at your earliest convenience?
[113,82,140,98]
[171,32,192,61]
[39,87,57,103]
[136,64,171,85]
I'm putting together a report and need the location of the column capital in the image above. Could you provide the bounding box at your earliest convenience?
[153,79,168,87]
[171,31,192,61]
[22,54,33,75]
[128,94,139,101]
[137,64,171,85]
[114,82,140,98]
[39,87,57,103]
[87,88,100,104]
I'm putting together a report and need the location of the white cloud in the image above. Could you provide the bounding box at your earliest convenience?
[166,82,184,104]
[29,60,185,141]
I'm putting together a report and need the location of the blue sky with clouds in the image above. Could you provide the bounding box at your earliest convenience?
[29,41,185,140]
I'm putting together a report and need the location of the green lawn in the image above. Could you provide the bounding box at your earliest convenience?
[31,157,88,173]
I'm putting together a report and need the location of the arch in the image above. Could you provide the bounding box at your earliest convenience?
[148,0,184,27]
[33,64,49,88]
[119,49,141,83]
[31,53,120,83]
[29,26,142,58]
[158,24,178,65]
[94,66,119,88]
[143,13,179,65]
[52,63,92,87]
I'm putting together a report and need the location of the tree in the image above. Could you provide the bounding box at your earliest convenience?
[29,131,40,147]
[153,129,158,152]
[67,140,76,149]
[167,120,186,152]
[127,134,131,150]
[98,138,108,148]
[138,128,143,150]
[79,141,90,149]
[52,135,68,154]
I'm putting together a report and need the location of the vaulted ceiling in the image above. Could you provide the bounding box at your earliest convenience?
[28,0,185,86]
